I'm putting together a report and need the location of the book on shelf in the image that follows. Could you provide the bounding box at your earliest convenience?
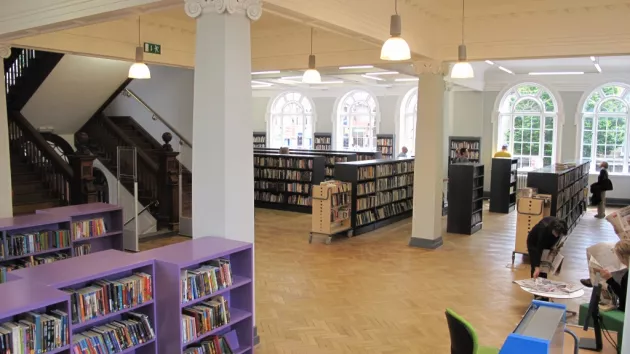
[0,308,69,353]
[74,244,92,256]
[376,200,412,220]
[181,259,233,303]
[73,218,107,239]
[6,229,71,257]
[64,272,153,324]
[254,156,313,169]
[357,166,375,180]
[182,295,231,344]
[357,181,375,196]
[1,253,71,281]
[72,312,155,352]
[184,333,235,354]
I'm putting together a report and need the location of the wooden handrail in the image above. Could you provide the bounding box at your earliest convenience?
[100,115,159,171]
[9,111,73,179]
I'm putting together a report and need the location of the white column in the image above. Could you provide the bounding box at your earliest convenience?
[409,70,446,248]
[0,46,13,218]
[186,0,261,243]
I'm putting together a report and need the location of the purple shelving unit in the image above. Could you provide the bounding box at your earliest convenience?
[137,237,254,354]
[36,202,124,254]
[0,213,72,261]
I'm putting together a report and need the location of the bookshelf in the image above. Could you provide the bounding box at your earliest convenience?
[310,181,353,244]
[526,160,590,234]
[489,158,519,214]
[252,132,266,148]
[287,151,357,180]
[254,147,381,161]
[254,153,326,213]
[313,133,332,151]
[448,136,481,165]
[335,158,414,236]
[447,163,485,235]
[376,134,395,159]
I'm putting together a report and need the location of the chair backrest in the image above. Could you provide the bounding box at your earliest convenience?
[445,308,478,354]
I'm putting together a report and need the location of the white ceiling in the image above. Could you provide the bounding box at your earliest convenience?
[480,56,630,78]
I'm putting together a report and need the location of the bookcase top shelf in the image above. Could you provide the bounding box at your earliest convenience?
[254,152,323,159]
[0,279,69,318]
[528,160,590,174]
[36,202,122,217]
[335,157,414,167]
[0,213,69,231]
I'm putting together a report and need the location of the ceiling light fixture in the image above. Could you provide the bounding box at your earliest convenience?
[128,17,150,79]
[528,71,585,76]
[302,28,322,84]
[252,84,273,88]
[280,76,304,80]
[395,77,419,82]
[251,80,271,85]
[498,66,514,75]
[594,63,602,73]
[485,60,495,65]
[365,71,399,76]
[590,56,596,61]
[361,74,385,81]
[380,0,411,61]
[252,71,280,75]
[310,80,344,84]
[340,65,374,70]
[451,0,474,79]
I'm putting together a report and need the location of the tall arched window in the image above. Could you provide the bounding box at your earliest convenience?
[269,92,314,149]
[336,90,378,150]
[497,83,558,170]
[580,83,630,173]
[400,87,418,155]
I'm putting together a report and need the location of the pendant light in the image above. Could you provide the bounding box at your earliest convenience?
[380,0,411,61]
[128,16,151,79]
[302,28,321,84]
[450,0,474,79]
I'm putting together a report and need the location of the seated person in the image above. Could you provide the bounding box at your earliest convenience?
[599,240,630,311]
[527,216,568,279]
[580,242,624,288]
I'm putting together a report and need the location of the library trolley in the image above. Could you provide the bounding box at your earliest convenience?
[309,181,353,244]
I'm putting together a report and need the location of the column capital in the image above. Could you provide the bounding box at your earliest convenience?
[413,60,449,77]
[0,45,11,59]
[184,0,262,21]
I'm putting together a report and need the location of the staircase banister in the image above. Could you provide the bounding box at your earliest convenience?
[123,88,192,148]
[100,115,160,171]
[9,111,74,179]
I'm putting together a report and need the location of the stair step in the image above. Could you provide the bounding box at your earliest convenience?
[13,191,55,204]
[12,181,46,194]
[11,172,41,182]
[13,200,61,216]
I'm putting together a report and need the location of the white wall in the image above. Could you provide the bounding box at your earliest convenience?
[22,55,129,134]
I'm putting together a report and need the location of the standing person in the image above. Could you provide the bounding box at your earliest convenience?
[452,147,470,163]
[493,144,512,158]
[398,146,408,158]
[527,216,568,279]
[595,161,613,219]
[600,240,630,311]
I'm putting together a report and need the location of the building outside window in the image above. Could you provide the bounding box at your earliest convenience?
[336,90,378,151]
[269,92,314,149]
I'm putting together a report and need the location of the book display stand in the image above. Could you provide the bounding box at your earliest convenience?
[335,158,414,236]
[313,133,332,151]
[448,136,481,165]
[447,163,485,235]
[376,134,395,159]
[489,158,519,214]
[252,132,266,148]
[309,181,353,244]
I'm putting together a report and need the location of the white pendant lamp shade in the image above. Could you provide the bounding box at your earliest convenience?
[381,14,411,61]
[302,29,321,83]
[129,47,151,79]
[451,45,474,79]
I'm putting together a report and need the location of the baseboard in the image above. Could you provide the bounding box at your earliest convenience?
[408,236,443,249]
[601,198,630,207]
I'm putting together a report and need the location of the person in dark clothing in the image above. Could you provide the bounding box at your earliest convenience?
[595,161,614,218]
[527,216,568,279]
[600,240,630,311]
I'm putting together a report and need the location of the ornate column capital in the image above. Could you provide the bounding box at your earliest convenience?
[413,60,449,77]
[0,45,11,59]
[184,0,262,21]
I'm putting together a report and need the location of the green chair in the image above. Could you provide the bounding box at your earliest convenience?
[578,303,624,353]
[445,308,500,354]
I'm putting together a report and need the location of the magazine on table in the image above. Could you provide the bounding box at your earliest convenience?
[514,278,583,295]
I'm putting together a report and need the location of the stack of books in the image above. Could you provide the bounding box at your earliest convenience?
[72,312,155,352]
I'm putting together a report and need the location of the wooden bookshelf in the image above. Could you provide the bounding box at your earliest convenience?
[489,158,519,214]
[335,158,414,236]
[253,132,266,148]
[448,136,481,165]
[313,133,332,151]
[310,181,353,244]
[447,163,485,235]
[526,160,590,234]
[254,153,326,213]
[376,134,395,159]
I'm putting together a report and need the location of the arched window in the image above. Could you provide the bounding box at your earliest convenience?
[580,83,630,173]
[400,87,418,155]
[336,90,378,150]
[269,92,314,149]
[497,83,558,170]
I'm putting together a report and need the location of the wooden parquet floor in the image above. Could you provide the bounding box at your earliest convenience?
[140,204,620,354]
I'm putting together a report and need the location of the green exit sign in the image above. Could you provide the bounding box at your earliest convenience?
[144,42,161,55]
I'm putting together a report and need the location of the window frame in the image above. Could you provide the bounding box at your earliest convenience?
[268,91,315,149]
[335,89,379,151]
[399,87,418,155]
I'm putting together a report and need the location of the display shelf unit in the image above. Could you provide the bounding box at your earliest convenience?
[254,153,326,213]
[447,163,485,235]
[448,136,481,165]
[335,158,414,236]
[254,147,381,161]
[376,134,395,159]
[313,133,332,150]
[252,132,266,148]
[136,237,253,354]
[526,160,590,234]
[287,151,357,180]
[489,158,519,214]
[310,181,353,244]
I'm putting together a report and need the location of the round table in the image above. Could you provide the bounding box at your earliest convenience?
[519,286,585,316]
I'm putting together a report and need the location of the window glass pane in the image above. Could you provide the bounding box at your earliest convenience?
[517,85,540,96]
[515,99,542,112]
[337,90,378,150]
[270,92,313,149]
[599,99,628,113]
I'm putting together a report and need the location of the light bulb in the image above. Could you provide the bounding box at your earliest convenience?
[302,69,321,84]
[381,37,411,61]
[128,62,151,79]
[451,62,474,79]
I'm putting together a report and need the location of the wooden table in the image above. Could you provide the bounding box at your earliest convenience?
[564,325,617,354]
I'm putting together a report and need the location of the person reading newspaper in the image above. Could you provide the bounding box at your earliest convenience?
[527,216,568,279]
[598,240,630,311]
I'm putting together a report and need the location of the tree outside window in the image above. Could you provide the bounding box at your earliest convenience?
[269,92,314,149]
[580,83,630,173]
[337,90,378,151]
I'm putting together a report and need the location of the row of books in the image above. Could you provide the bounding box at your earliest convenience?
[254,168,312,182]
[65,272,153,324]
[314,137,331,144]
[253,143,266,148]
[331,193,350,207]
[253,136,265,143]
[357,166,375,181]
[356,210,376,226]
[182,259,233,303]
[472,211,482,226]
[376,200,412,220]
[378,147,393,155]
[182,296,230,344]
[556,163,589,191]
[322,181,351,195]
[375,162,414,177]
[376,138,393,146]
[376,175,413,191]
[449,150,481,160]
[288,195,312,206]
[557,174,588,208]
[314,144,332,151]
[184,334,235,354]
[450,141,480,150]
[73,218,107,240]
[254,181,311,194]
[357,196,376,211]
[325,167,335,177]
[324,157,348,166]
[357,181,376,196]
[375,187,413,206]
[5,230,71,258]
[0,309,69,353]
[254,157,313,169]
[254,191,284,204]
[0,253,71,282]
[74,244,92,257]
[331,207,350,222]
[72,312,155,353]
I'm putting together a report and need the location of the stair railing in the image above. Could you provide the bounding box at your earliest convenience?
[7,111,73,205]
[4,49,36,95]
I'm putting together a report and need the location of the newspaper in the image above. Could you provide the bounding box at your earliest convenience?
[605,206,630,240]
[588,242,624,274]
[514,278,583,295]
[540,249,564,275]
